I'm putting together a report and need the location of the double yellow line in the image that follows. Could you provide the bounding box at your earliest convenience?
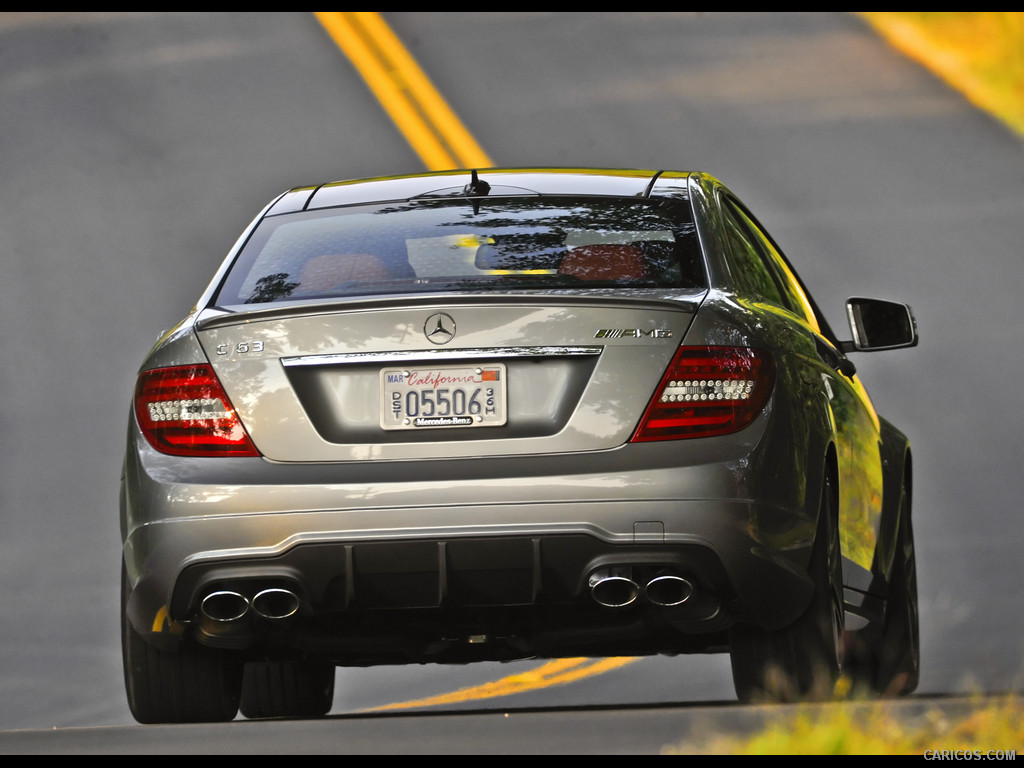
[313,12,637,710]
[314,12,493,171]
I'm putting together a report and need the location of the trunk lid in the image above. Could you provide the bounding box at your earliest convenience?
[196,294,700,462]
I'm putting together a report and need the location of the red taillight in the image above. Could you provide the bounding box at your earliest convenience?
[631,346,775,441]
[134,364,259,457]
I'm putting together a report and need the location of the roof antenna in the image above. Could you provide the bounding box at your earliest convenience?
[463,169,490,214]
[464,169,490,197]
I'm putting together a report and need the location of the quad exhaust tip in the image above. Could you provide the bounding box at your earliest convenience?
[589,571,641,608]
[589,569,694,608]
[643,574,694,607]
[251,587,300,620]
[199,586,301,622]
[200,590,250,623]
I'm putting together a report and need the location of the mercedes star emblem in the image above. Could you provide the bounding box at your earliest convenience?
[424,312,456,345]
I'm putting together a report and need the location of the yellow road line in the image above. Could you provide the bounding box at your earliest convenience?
[361,657,638,712]
[314,11,493,171]
[314,12,631,712]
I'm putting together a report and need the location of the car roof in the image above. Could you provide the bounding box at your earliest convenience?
[265,168,704,215]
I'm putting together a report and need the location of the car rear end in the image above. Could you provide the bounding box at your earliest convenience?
[122,171,813,665]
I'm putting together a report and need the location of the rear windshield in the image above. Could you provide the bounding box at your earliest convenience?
[215,197,706,306]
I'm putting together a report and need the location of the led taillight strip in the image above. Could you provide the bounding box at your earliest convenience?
[631,346,775,441]
[134,364,259,457]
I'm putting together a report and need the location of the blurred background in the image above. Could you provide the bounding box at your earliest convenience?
[0,12,1021,730]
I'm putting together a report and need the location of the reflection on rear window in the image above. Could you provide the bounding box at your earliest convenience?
[216,197,706,305]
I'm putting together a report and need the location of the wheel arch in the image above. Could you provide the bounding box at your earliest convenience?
[875,417,913,589]
[823,440,841,512]
[803,396,841,545]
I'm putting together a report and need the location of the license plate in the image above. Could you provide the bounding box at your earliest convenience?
[380,364,507,430]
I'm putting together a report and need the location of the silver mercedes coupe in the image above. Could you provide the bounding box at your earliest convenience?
[121,168,920,722]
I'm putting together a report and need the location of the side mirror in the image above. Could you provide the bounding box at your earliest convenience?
[843,298,918,352]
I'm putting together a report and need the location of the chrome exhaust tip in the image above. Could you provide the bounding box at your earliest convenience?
[251,587,300,620]
[200,590,250,622]
[644,575,694,607]
[589,569,640,608]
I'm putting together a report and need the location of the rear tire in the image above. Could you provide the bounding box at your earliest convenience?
[121,564,243,723]
[729,471,844,702]
[845,484,920,695]
[240,660,336,719]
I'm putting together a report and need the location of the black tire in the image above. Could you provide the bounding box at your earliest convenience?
[845,484,920,696]
[729,471,844,702]
[121,563,243,724]
[239,660,336,719]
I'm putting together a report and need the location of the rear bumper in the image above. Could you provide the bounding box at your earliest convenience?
[121,421,820,660]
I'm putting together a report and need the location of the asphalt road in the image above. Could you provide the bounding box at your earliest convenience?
[1,11,1022,749]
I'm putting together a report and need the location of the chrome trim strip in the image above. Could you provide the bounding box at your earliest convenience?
[281,346,603,367]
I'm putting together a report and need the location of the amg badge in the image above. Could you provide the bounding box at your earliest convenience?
[594,328,673,339]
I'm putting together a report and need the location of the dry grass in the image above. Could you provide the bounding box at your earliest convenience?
[663,693,1023,755]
